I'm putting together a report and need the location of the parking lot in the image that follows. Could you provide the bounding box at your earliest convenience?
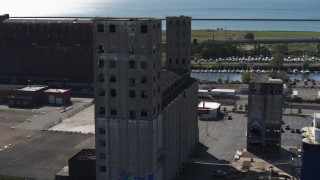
[177,110,315,180]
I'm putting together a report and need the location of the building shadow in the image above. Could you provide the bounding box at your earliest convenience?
[176,142,243,180]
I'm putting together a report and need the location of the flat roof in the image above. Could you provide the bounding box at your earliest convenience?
[69,149,95,161]
[19,86,47,92]
[93,17,159,22]
[198,101,221,109]
[4,18,92,24]
[314,113,320,119]
[0,85,25,90]
[160,70,183,91]
[44,89,69,93]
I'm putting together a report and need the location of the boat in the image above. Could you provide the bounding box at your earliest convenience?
[292,69,298,74]
[305,69,310,74]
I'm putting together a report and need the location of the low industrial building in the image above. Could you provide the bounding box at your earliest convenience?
[55,149,96,180]
[198,101,221,120]
[8,85,48,107]
[42,89,71,105]
[0,85,71,107]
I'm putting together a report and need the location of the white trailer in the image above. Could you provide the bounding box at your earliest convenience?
[211,89,236,98]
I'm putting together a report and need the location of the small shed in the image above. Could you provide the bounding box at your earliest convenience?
[42,89,71,105]
[8,85,48,107]
[198,101,221,120]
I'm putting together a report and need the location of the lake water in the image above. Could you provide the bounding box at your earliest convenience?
[191,72,320,82]
[2,0,320,31]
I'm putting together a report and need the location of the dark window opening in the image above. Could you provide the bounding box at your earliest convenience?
[110,108,117,115]
[176,20,179,25]
[110,89,117,97]
[109,25,116,32]
[183,20,186,25]
[141,76,147,84]
[153,89,156,97]
[141,110,148,117]
[98,45,104,53]
[129,111,136,119]
[169,58,172,64]
[99,140,106,147]
[100,166,106,172]
[98,74,105,82]
[129,60,135,68]
[182,58,185,64]
[97,24,104,32]
[98,59,105,68]
[99,107,105,115]
[129,78,136,87]
[100,153,106,160]
[176,58,179,64]
[141,25,148,33]
[153,45,156,53]
[140,61,148,69]
[99,89,105,96]
[141,90,148,98]
[110,75,116,83]
[99,128,106,134]
[129,90,136,98]
[110,60,116,68]
[129,45,135,54]
[153,76,156,82]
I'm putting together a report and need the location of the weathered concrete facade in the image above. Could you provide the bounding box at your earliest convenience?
[247,74,283,152]
[0,16,93,85]
[93,16,198,180]
[166,16,191,72]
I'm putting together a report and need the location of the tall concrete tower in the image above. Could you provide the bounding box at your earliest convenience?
[166,16,191,74]
[93,18,163,180]
[247,74,283,152]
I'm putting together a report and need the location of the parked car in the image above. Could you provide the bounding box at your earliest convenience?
[227,115,232,120]
[291,129,295,133]
[296,129,301,134]
[212,170,227,177]
[285,125,291,130]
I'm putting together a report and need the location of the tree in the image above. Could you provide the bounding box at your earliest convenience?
[233,104,237,112]
[241,72,251,84]
[239,104,243,111]
[298,108,302,114]
[274,45,288,54]
[302,61,310,70]
[270,53,284,70]
[244,32,254,40]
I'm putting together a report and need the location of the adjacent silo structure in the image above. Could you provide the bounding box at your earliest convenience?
[246,74,284,152]
[300,113,320,180]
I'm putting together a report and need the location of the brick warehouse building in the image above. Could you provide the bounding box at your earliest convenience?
[0,14,93,89]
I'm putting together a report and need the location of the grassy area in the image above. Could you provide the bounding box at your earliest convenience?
[162,30,320,42]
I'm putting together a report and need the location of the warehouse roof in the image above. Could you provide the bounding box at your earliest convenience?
[249,73,283,84]
[198,101,220,109]
[44,89,69,93]
[19,85,47,92]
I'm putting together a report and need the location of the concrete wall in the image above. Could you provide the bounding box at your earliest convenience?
[162,79,198,179]
[247,82,283,149]
[93,18,163,180]
[0,19,93,83]
[166,16,191,72]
